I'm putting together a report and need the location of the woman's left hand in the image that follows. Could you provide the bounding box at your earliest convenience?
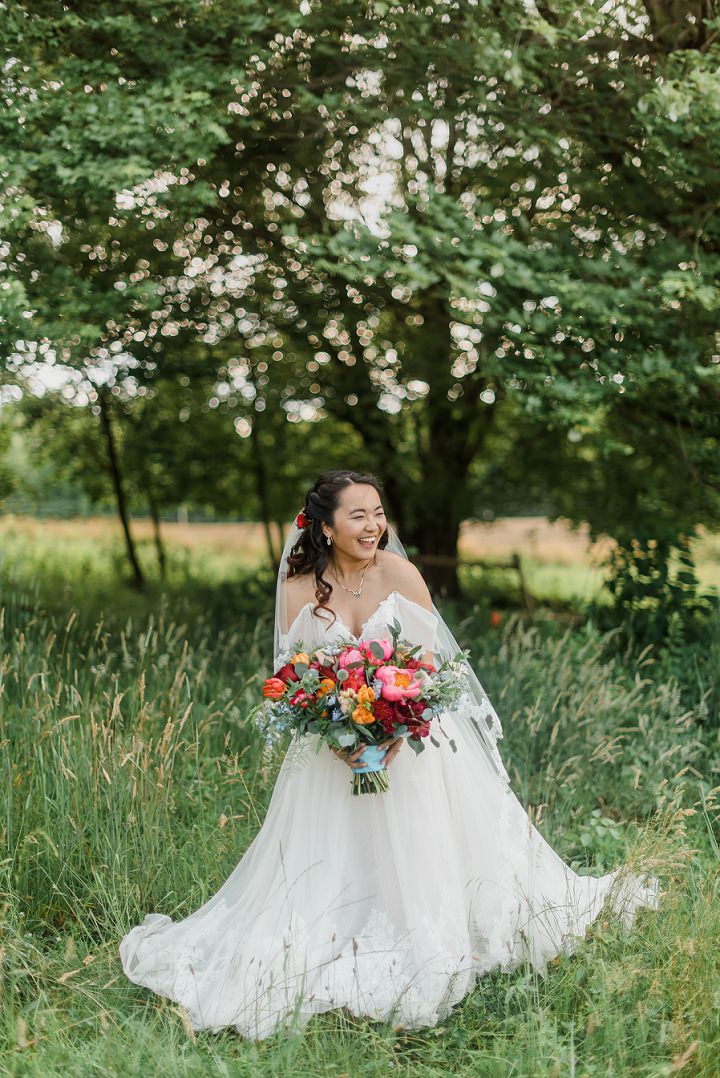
[378,736,403,766]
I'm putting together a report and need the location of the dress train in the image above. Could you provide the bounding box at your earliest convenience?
[119,591,659,1039]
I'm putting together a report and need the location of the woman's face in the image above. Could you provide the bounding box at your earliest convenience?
[323,484,387,560]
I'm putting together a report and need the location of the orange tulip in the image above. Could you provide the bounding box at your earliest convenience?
[262,677,287,699]
[352,705,374,725]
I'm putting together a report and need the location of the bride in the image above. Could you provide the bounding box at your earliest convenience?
[119,468,660,1040]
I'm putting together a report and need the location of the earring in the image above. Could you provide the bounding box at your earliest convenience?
[326,536,332,545]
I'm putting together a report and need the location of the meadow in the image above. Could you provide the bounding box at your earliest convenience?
[1,515,719,1076]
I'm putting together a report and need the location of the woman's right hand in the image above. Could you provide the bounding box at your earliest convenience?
[331,744,369,770]
[331,739,403,769]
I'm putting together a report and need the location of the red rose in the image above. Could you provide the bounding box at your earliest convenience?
[296,510,310,528]
[275,662,300,684]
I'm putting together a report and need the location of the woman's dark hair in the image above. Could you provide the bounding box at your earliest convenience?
[287,469,389,626]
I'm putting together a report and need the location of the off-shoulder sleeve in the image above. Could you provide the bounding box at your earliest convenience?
[395,594,438,653]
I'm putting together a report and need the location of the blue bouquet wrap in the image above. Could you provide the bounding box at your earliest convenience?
[352,744,388,773]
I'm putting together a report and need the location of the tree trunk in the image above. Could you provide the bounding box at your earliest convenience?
[401,293,493,598]
[407,515,464,599]
[146,482,167,579]
[98,390,145,590]
[642,0,717,51]
[248,409,279,574]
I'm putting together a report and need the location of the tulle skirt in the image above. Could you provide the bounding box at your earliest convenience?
[119,706,660,1040]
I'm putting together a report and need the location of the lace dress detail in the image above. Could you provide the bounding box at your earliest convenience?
[119,591,660,1039]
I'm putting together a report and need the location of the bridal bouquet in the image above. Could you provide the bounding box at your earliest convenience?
[257,629,469,795]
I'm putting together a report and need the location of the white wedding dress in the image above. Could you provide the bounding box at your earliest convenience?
[119,590,660,1040]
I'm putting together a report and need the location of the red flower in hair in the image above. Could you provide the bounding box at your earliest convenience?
[296,509,310,528]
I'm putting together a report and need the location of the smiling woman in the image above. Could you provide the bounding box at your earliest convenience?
[284,471,396,634]
[283,473,436,642]
[119,469,660,1042]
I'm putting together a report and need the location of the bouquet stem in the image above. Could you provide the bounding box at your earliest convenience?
[350,743,390,795]
[351,767,390,795]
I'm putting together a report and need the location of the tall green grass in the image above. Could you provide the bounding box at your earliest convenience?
[1,552,718,1074]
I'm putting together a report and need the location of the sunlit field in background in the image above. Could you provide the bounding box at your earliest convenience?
[2,513,718,618]
[1,513,719,1073]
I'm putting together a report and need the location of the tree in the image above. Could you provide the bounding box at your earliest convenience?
[2,1,719,596]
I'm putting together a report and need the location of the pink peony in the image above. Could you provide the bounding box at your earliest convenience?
[375,665,423,701]
[337,647,365,669]
[358,637,394,665]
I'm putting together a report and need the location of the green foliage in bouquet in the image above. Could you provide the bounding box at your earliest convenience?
[256,619,469,794]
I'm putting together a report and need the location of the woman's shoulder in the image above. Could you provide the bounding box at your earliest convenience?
[285,571,311,590]
[378,545,421,581]
[284,572,316,627]
[378,547,434,612]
